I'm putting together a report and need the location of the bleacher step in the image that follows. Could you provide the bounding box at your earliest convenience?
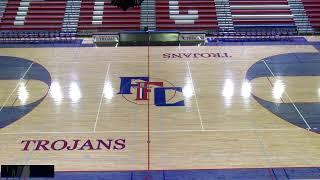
[62,0,82,33]
[140,0,156,30]
[287,0,314,33]
[214,0,235,32]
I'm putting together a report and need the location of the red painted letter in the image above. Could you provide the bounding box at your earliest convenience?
[35,140,50,151]
[21,140,36,151]
[51,140,68,151]
[78,140,94,150]
[67,140,81,150]
[96,139,112,150]
[113,139,126,150]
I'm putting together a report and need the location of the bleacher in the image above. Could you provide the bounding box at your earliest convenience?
[301,0,320,30]
[0,0,319,41]
[78,0,140,32]
[155,0,218,31]
[0,0,66,31]
[229,0,297,35]
[0,0,75,43]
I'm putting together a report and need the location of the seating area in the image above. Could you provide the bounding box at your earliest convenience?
[0,0,319,38]
[155,0,218,31]
[229,0,296,30]
[78,0,140,32]
[0,0,66,31]
[301,0,320,30]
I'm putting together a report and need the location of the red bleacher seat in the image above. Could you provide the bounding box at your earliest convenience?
[78,1,140,32]
[229,0,295,28]
[301,0,320,28]
[155,0,218,31]
[0,0,318,34]
[0,0,66,31]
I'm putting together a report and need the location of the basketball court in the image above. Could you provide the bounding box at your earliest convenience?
[0,38,320,178]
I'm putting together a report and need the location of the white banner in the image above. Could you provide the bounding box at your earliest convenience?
[93,35,119,43]
[179,33,206,42]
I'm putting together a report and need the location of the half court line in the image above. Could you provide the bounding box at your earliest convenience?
[262,60,312,130]
[93,62,111,132]
[0,63,34,112]
[147,35,151,171]
[186,61,204,131]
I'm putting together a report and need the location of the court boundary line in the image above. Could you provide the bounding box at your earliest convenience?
[262,60,312,130]
[0,63,34,112]
[52,165,320,173]
[93,63,111,132]
[186,61,204,131]
[0,128,300,135]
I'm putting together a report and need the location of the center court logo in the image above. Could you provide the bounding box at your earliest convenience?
[117,76,185,107]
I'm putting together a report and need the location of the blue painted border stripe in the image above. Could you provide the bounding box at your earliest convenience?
[9,168,317,180]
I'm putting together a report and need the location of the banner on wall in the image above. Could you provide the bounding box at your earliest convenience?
[93,34,120,44]
[179,33,206,42]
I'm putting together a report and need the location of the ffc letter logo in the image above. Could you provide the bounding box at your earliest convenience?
[117,77,185,107]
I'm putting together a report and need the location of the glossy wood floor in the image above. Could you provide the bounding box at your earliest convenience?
[0,44,319,171]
